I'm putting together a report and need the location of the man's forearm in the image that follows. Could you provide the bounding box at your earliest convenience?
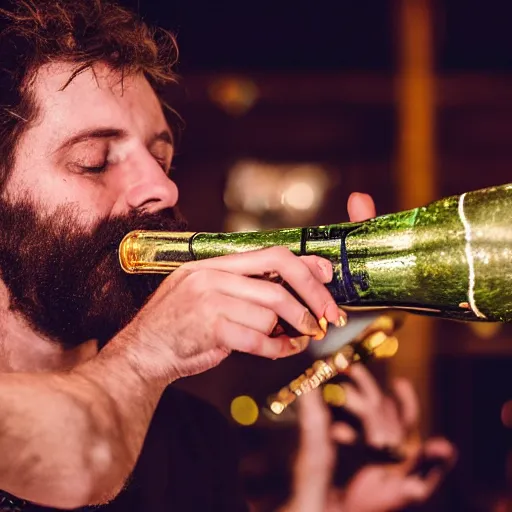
[0,333,168,509]
[0,371,119,508]
[73,330,169,499]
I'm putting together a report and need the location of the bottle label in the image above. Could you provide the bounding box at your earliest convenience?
[303,226,367,304]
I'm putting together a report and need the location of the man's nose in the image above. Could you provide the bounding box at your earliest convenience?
[113,156,179,215]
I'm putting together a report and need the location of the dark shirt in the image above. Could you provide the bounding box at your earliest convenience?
[3,387,248,512]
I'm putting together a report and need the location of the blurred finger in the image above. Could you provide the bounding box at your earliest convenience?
[343,380,405,448]
[417,453,455,501]
[379,396,406,445]
[402,447,454,505]
[347,192,377,222]
[401,437,456,479]
[392,377,420,432]
[421,437,458,470]
[337,382,367,417]
[297,389,331,439]
[348,364,384,406]
[398,475,431,504]
[331,422,357,444]
[293,389,334,511]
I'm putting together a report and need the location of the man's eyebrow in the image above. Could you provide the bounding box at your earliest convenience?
[56,128,129,152]
[148,130,174,148]
[56,128,174,153]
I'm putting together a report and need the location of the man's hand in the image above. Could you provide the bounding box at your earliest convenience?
[123,247,342,382]
[118,192,377,384]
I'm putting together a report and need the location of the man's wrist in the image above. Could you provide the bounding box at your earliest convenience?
[75,336,166,405]
[109,325,180,390]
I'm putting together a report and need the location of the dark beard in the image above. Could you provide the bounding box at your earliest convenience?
[0,196,188,349]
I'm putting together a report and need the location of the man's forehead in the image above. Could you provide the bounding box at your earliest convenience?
[34,61,148,98]
[31,62,166,136]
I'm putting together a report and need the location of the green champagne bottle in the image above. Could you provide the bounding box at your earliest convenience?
[119,183,512,323]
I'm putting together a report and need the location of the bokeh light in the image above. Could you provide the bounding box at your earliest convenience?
[230,395,260,426]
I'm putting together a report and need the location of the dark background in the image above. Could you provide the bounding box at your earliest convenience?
[124,0,512,73]
[119,1,512,510]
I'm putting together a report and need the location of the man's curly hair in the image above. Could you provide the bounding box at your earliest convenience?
[0,0,180,190]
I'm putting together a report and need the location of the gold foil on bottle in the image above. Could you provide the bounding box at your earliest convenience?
[119,231,196,273]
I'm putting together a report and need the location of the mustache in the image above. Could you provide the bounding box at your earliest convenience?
[91,207,188,259]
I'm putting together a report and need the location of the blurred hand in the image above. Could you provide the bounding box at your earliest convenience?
[328,365,457,512]
[282,365,456,512]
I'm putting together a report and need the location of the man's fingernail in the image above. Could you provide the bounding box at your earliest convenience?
[338,308,348,327]
[302,309,323,337]
[313,331,326,341]
[313,319,327,341]
[325,302,342,326]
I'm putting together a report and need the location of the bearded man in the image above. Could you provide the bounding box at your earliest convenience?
[0,1,375,510]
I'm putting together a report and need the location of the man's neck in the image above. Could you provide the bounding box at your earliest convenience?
[0,281,98,372]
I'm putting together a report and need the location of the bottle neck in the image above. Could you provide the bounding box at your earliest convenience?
[119,183,512,322]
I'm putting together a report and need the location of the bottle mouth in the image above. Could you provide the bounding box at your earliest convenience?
[119,231,142,273]
[118,230,196,274]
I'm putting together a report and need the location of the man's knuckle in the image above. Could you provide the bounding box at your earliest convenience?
[168,266,193,284]
[183,268,216,293]
[179,261,198,272]
[201,288,222,309]
[268,283,288,308]
[266,245,292,261]
[244,331,263,354]
[211,313,228,339]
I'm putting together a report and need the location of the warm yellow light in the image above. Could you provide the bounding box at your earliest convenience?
[208,77,259,116]
[362,332,399,359]
[469,322,502,340]
[376,336,399,358]
[230,395,259,426]
[223,159,331,223]
[322,383,346,407]
[282,181,316,210]
[224,213,262,233]
[269,401,285,415]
